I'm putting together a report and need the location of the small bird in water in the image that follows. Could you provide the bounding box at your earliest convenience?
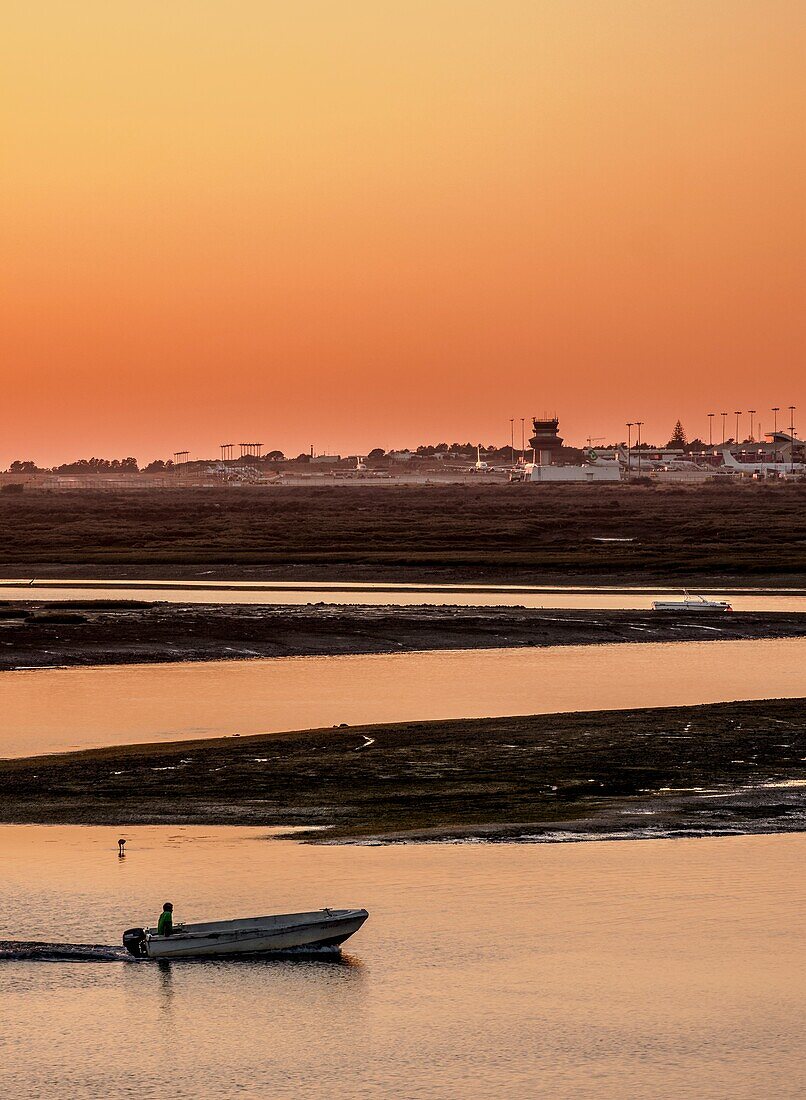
[118,838,126,857]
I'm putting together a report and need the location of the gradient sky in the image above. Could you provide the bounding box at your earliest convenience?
[2,1,803,464]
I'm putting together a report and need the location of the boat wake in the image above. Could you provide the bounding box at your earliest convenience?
[0,940,346,962]
[0,941,128,962]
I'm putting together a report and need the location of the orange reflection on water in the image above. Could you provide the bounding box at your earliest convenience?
[0,825,804,1097]
[0,637,804,757]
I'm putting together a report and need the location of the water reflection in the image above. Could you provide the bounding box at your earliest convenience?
[152,952,363,973]
[157,960,175,1025]
[1,637,804,757]
[1,578,804,612]
[0,825,803,1099]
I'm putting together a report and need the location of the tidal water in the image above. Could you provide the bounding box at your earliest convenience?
[0,825,803,1099]
[1,578,804,611]
[1,637,804,758]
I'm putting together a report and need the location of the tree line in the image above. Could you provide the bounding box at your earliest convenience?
[6,422,733,474]
[7,457,164,474]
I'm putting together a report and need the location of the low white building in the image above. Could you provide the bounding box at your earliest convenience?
[526,461,621,482]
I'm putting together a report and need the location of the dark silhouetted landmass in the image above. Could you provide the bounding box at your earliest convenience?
[1,699,803,843]
[0,602,804,669]
[0,482,804,585]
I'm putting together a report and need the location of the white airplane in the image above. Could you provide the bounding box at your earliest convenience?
[469,445,491,472]
[465,445,521,474]
[720,447,805,476]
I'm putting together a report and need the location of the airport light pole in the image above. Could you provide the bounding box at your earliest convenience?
[708,413,714,447]
[789,406,796,474]
[721,412,727,445]
[771,407,780,462]
[510,418,514,463]
[626,422,633,476]
[636,421,643,476]
[748,409,756,442]
[520,418,525,463]
[734,411,741,446]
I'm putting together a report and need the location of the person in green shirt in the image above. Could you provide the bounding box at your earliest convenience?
[157,902,174,936]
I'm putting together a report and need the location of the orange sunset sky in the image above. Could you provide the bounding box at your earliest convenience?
[2,1,804,465]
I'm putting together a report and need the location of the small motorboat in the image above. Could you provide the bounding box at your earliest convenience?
[122,908,369,960]
[652,591,732,612]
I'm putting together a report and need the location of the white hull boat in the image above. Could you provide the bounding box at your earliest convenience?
[123,908,369,960]
[652,593,732,612]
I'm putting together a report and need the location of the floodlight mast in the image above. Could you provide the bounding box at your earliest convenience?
[626,422,633,475]
[789,406,796,474]
[636,421,643,476]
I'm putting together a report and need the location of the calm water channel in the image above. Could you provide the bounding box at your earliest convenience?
[1,826,803,1099]
[1,578,804,612]
[1,638,804,758]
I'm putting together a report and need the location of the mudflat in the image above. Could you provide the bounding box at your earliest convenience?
[2,699,803,843]
[1,481,804,584]
[1,601,805,668]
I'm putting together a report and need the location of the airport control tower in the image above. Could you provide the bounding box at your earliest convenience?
[529,416,564,465]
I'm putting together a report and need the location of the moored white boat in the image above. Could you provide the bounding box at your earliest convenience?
[123,908,369,960]
[652,592,732,612]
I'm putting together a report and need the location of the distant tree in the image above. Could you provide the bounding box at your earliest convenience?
[9,460,39,472]
[435,443,449,452]
[668,420,687,446]
[144,459,167,472]
[52,456,138,474]
[367,447,386,459]
[294,453,311,463]
[265,450,284,461]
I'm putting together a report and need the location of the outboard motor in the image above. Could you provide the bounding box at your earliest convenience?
[122,927,148,958]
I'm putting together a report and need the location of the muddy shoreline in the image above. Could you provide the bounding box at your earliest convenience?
[2,699,803,843]
[1,602,805,669]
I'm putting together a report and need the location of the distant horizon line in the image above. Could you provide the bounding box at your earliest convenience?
[5,430,801,473]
